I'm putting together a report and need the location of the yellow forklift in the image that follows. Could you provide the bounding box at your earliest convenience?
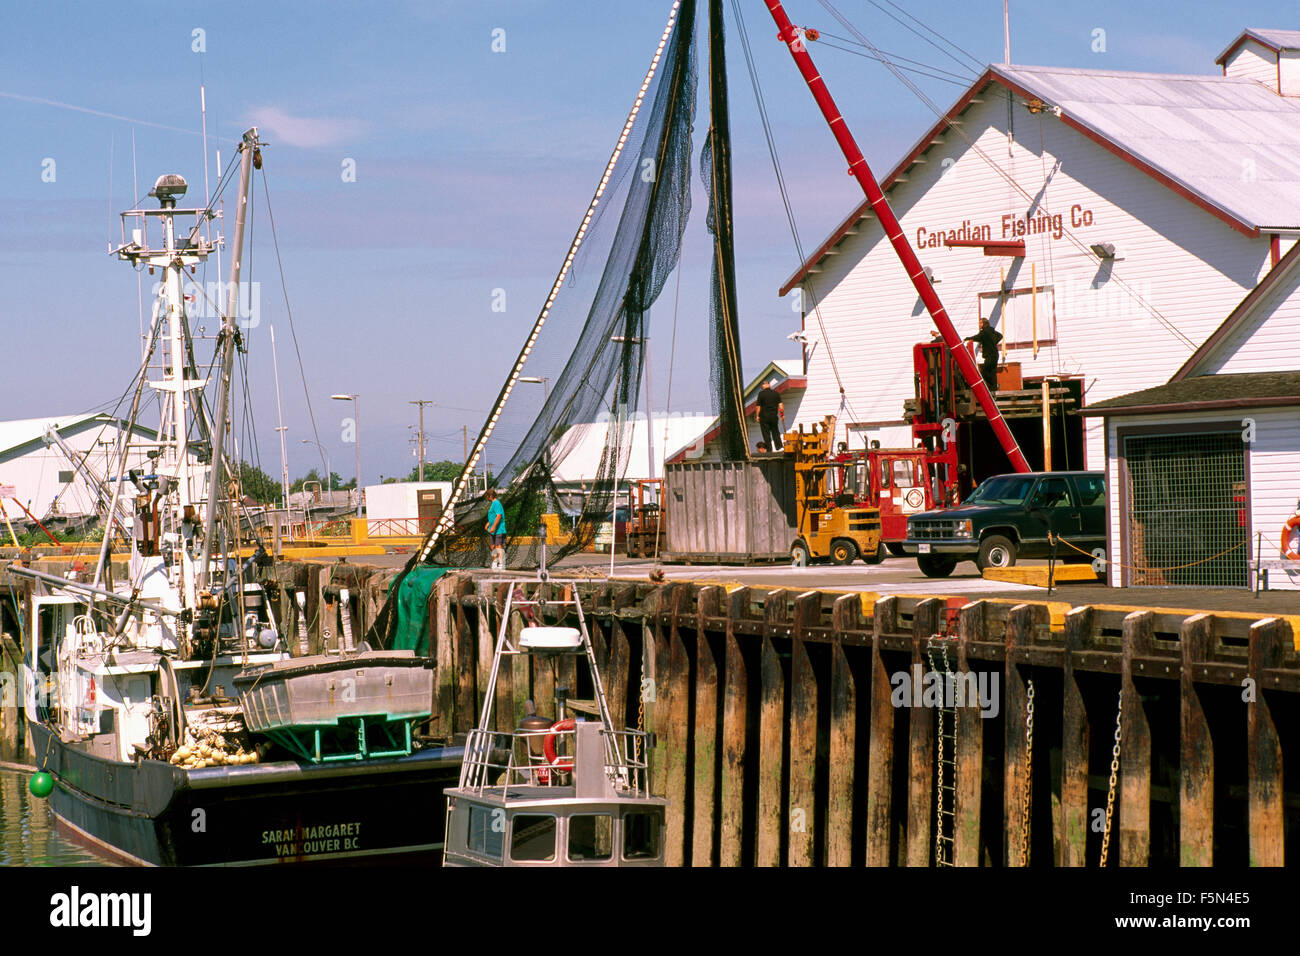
[786,416,883,565]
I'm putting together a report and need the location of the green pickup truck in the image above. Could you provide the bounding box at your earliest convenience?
[903,471,1107,577]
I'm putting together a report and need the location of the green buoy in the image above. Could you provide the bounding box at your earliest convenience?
[28,772,54,799]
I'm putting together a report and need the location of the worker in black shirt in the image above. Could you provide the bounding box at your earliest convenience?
[965,317,1003,392]
[755,380,784,451]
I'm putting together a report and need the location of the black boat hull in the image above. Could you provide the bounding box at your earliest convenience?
[29,723,462,866]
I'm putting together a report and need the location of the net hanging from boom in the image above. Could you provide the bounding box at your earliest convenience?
[370,0,700,647]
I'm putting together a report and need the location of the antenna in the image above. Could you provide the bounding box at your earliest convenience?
[200,77,213,266]
[132,128,144,363]
[1003,0,1010,64]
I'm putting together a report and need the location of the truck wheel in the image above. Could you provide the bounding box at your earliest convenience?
[791,541,810,567]
[918,555,957,578]
[865,542,886,564]
[830,539,858,565]
[885,542,908,558]
[976,535,1017,571]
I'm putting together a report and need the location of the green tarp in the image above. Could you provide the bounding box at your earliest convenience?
[389,566,450,656]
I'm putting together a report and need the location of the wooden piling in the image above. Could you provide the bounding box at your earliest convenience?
[607,588,634,733]
[1004,603,1047,866]
[788,591,820,867]
[476,595,494,720]
[907,598,941,867]
[719,588,748,868]
[827,594,859,867]
[1060,605,1093,867]
[454,578,477,733]
[757,589,789,867]
[1119,610,1153,867]
[866,595,897,867]
[664,587,690,867]
[1247,618,1286,867]
[1179,613,1215,867]
[692,587,721,867]
[434,574,456,735]
[955,601,986,867]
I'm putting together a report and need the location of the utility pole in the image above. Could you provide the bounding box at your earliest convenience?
[463,425,469,485]
[410,399,433,482]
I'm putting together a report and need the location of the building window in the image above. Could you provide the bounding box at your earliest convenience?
[978,284,1056,349]
[1122,429,1247,588]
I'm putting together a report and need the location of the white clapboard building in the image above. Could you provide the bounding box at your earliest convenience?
[1084,240,1300,590]
[781,28,1300,477]
[0,413,162,526]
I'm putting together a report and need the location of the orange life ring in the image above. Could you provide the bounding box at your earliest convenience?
[542,718,576,772]
[1282,513,1300,561]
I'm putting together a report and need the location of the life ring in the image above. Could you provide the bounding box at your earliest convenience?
[542,718,576,772]
[1282,513,1300,561]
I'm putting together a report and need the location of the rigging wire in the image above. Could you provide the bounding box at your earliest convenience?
[729,0,860,424]
[878,0,987,72]
[258,167,331,480]
[811,0,1199,353]
[813,35,973,86]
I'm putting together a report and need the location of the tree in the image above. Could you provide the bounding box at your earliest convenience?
[402,460,493,484]
[236,461,281,504]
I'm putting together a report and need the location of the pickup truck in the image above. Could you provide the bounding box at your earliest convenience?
[903,471,1106,577]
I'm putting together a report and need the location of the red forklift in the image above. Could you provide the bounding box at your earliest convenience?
[624,478,664,558]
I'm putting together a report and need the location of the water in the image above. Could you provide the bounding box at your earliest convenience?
[0,769,113,866]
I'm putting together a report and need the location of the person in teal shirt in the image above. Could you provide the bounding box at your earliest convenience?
[485,488,507,570]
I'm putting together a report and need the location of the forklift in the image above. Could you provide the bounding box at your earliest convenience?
[788,417,883,565]
[624,478,664,558]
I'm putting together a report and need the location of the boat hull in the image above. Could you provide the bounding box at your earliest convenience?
[29,722,462,866]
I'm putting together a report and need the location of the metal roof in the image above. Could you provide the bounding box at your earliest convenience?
[1081,370,1300,416]
[993,63,1300,233]
[782,59,1300,295]
[1216,28,1300,63]
[0,413,109,455]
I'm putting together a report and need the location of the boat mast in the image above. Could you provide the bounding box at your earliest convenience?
[198,128,259,590]
[761,1,1030,473]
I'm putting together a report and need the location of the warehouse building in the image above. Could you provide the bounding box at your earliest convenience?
[0,413,162,528]
[781,28,1300,481]
[1084,240,1300,591]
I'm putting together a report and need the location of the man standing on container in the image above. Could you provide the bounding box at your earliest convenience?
[755,380,784,452]
[485,487,507,571]
[965,317,1003,392]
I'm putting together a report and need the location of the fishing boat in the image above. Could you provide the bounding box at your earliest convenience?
[443,575,665,867]
[12,129,460,866]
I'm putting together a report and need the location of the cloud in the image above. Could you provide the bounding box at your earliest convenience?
[245,106,364,148]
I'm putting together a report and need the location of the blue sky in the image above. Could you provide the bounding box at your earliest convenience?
[1,1,1293,485]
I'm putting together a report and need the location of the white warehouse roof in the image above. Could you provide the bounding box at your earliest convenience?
[992,63,1300,233]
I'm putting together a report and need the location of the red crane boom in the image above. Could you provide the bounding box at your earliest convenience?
[762,0,1031,474]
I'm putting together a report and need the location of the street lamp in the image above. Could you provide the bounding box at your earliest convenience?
[300,439,332,496]
[331,393,361,515]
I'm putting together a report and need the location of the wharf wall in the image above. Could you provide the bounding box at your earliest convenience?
[2,557,1297,866]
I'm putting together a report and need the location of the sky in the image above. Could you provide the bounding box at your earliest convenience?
[1,0,1295,487]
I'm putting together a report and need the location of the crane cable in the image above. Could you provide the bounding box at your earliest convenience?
[729,0,860,426]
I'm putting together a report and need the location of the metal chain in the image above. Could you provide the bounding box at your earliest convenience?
[927,634,955,867]
[1099,689,1124,867]
[1021,679,1035,866]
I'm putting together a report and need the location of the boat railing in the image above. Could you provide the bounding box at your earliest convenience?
[458,725,653,799]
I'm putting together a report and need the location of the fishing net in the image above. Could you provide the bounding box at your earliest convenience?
[369,0,701,648]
